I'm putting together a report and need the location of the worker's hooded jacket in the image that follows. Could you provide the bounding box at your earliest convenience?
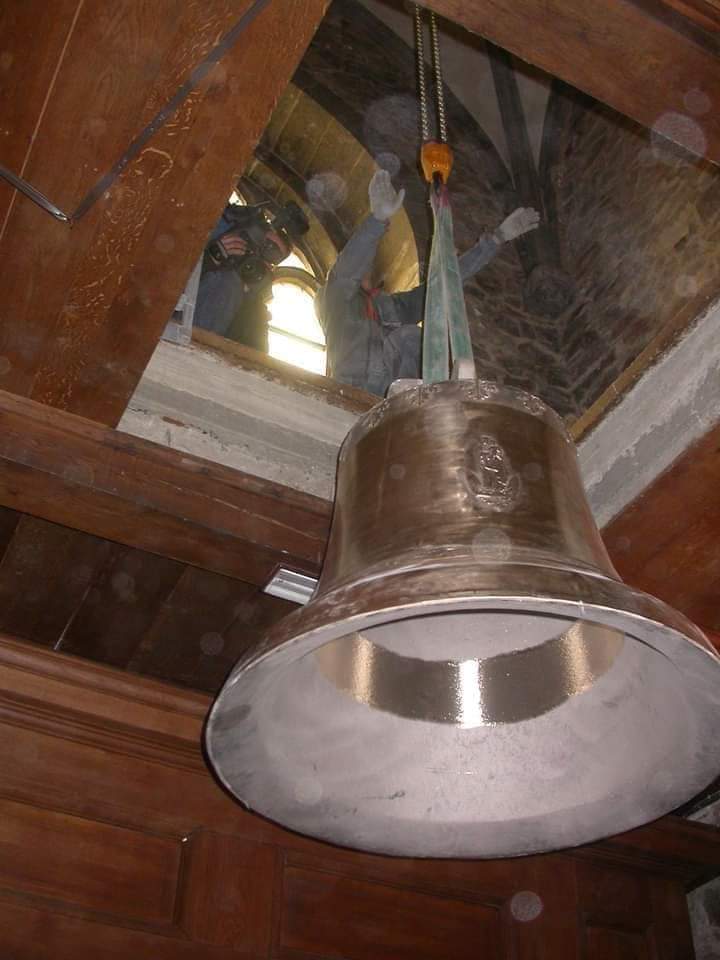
[315,215,501,397]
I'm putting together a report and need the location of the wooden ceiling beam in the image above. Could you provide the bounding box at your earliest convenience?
[0,389,331,586]
[425,0,720,165]
[0,0,330,426]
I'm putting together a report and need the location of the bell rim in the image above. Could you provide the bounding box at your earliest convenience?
[206,565,720,859]
[206,382,720,858]
[216,563,717,679]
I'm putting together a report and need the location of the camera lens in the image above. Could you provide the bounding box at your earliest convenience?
[262,238,285,264]
[241,256,268,285]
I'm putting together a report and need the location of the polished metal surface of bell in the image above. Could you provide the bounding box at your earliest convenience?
[207,381,720,858]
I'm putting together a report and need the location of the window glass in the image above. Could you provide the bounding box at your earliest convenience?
[267,277,326,375]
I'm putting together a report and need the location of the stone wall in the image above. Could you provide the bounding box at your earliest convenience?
[553,88,720,412]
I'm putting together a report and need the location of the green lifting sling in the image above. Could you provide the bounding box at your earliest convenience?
[422,183,476,383]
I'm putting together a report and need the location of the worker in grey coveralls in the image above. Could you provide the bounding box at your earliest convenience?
[315,170,540,396]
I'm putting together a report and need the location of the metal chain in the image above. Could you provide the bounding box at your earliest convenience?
[414,4,430,142]
[428,11,448,143]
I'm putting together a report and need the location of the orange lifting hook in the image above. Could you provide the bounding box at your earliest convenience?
[420,140,453,185]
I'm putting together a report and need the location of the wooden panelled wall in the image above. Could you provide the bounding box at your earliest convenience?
[1,634,718,959]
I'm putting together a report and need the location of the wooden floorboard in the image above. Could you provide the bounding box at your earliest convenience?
[130,567,263,691]
[58,545,185,668]
[0,517,112,648]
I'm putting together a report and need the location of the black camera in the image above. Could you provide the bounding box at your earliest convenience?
[207,202,310,286]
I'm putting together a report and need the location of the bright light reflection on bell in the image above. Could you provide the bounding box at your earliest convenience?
[207,380,720,858]
[458,658,482,728]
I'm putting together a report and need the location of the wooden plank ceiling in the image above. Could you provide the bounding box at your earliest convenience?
[0,387,331,692]
[0,507,297,694]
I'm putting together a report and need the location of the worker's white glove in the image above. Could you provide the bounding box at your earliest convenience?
[369,170,405,222]
[494,206,540,243]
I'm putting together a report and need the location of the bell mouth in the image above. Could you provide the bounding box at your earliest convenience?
[314,614,625,726]
[207,584,720,859]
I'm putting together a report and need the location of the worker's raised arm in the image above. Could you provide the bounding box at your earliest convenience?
[315,213,388,337]
[324,171,406,294]
[326,216,387,290]
[459,207,540,282]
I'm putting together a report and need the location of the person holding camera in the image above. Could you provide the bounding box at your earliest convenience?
[315,170,540,396]
[194,202,306,352]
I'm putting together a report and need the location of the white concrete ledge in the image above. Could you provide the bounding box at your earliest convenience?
[579,297,720,527]
[121,300,720,523]
[119,341,359,500]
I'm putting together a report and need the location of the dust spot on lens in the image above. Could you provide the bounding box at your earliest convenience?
[294,776,323,804]
[111,571,136,602]
[155,233,176,254]
[651,113,706,167]
[201,632,225,656]
[375,151,401,177]
[684,89,711,116]
[307,172,347,212]
[472,526,511,561]
[510,891,543,922]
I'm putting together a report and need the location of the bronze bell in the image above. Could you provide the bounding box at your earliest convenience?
[207,380,720,858]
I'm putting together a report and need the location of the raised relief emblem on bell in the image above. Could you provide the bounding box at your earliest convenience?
[465,433,521,511]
